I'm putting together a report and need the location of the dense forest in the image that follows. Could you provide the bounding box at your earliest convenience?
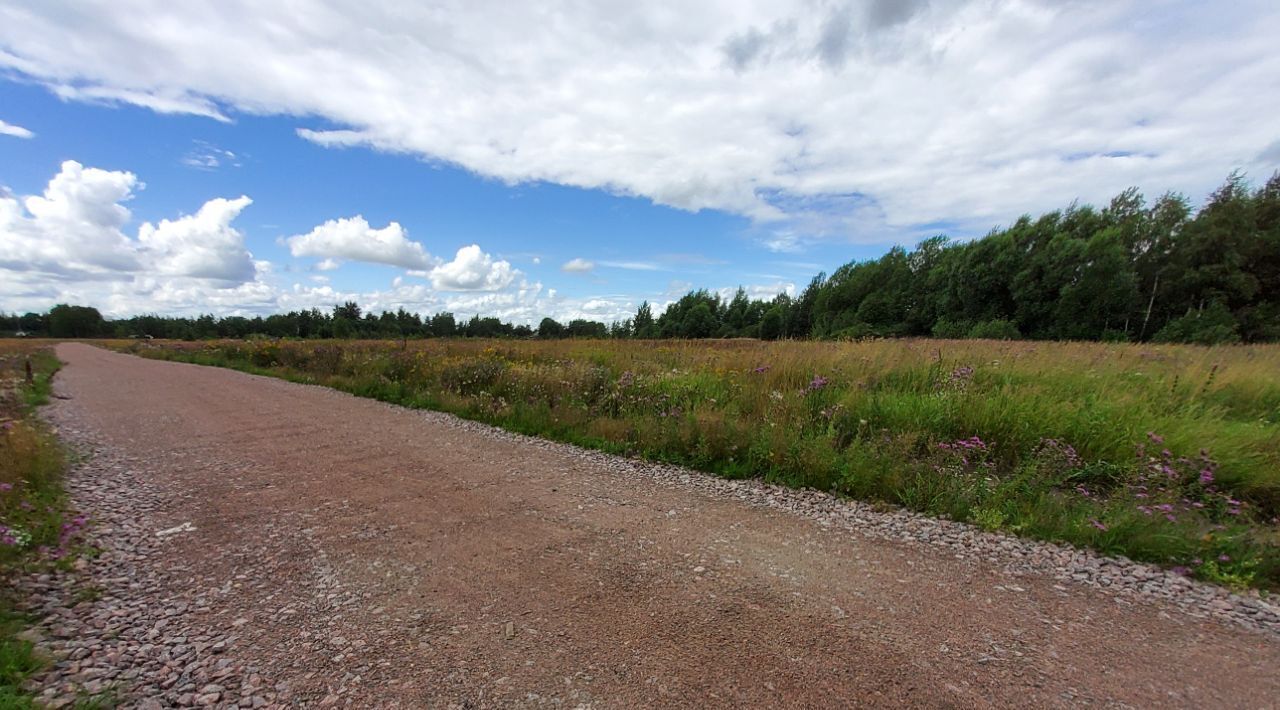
[4,173,1278,344]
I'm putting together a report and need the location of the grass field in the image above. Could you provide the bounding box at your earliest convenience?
[0,340,75,707]
[124,337,1280,590]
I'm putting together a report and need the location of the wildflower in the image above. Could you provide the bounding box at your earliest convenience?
[0,482,12,492]
[0,525,30,548]
[1088,519,1107,531]
[1170,566,1191,577]
[1147,431,1165,444]
[1198,468,1214,485]
[752,365,770,374]
[1218,554,1231,562]
[807,374,830,392]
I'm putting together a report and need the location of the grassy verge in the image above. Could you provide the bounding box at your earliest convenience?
[0,341,76,707]
[121,337,1280,591]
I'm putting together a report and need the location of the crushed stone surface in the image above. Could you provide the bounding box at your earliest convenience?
[10,343,1280,708]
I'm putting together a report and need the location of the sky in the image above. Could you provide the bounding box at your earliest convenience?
[1,0,1278,325]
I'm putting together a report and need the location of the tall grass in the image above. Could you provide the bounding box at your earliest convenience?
[125,337,1280,589]
[0,341,74,706]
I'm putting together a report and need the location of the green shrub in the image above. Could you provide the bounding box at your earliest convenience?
[967,319,1021,340]
[1153,302,1242,345]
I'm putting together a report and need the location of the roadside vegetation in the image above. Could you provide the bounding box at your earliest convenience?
[0,341,79,708]
[126,337,1280,590]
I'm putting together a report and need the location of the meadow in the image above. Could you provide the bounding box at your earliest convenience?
[125,337,1280,589]
[0,341,76,707]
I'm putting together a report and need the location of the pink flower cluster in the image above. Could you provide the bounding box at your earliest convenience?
[1130,431,1245,522]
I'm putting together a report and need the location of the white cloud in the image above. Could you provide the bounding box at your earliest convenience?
[50,84,230,122]
[0,162,646,324]
[2,2,1277,242]
[181,140,240,170]
[1,160,142,275]
[285,216,431,269]
[715,281,795,303]
[428,244,517,291]
[0,118,33,138]
[137,196,255,282]
[599,260,662,271]
[1,161,262,313]
[561,257,595,273]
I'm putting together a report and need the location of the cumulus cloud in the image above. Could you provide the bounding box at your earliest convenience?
[137,196,255,282]
[0,118,33,138]
[428,245,517,291]
[285,216,431,269]
[1,160,142,276]
[1,2,1277,243]
[0,161,646,324]
[561,257,595,273]
[1,160,261,312]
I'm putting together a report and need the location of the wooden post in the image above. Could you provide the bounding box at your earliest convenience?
[24,358,34,385]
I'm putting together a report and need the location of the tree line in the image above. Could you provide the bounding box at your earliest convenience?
[3,172,1277,344]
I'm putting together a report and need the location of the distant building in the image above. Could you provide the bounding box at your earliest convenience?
[14,330,27,337]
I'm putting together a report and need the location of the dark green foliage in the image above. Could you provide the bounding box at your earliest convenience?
[47,305,104,338]
[537,317,564,338]
[759,307,784,340]
[968,319,1020,340]
[1153,302,1242,345]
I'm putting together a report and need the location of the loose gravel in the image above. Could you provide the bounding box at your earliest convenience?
[11,428,283,708]
[410,407,1280,635]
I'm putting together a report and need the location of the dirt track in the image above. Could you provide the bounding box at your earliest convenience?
[41,343,1280,707]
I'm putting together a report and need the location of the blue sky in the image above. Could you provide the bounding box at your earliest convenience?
[2,1,1278,323]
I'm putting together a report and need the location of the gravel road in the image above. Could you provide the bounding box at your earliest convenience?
[15,343,1280,708]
